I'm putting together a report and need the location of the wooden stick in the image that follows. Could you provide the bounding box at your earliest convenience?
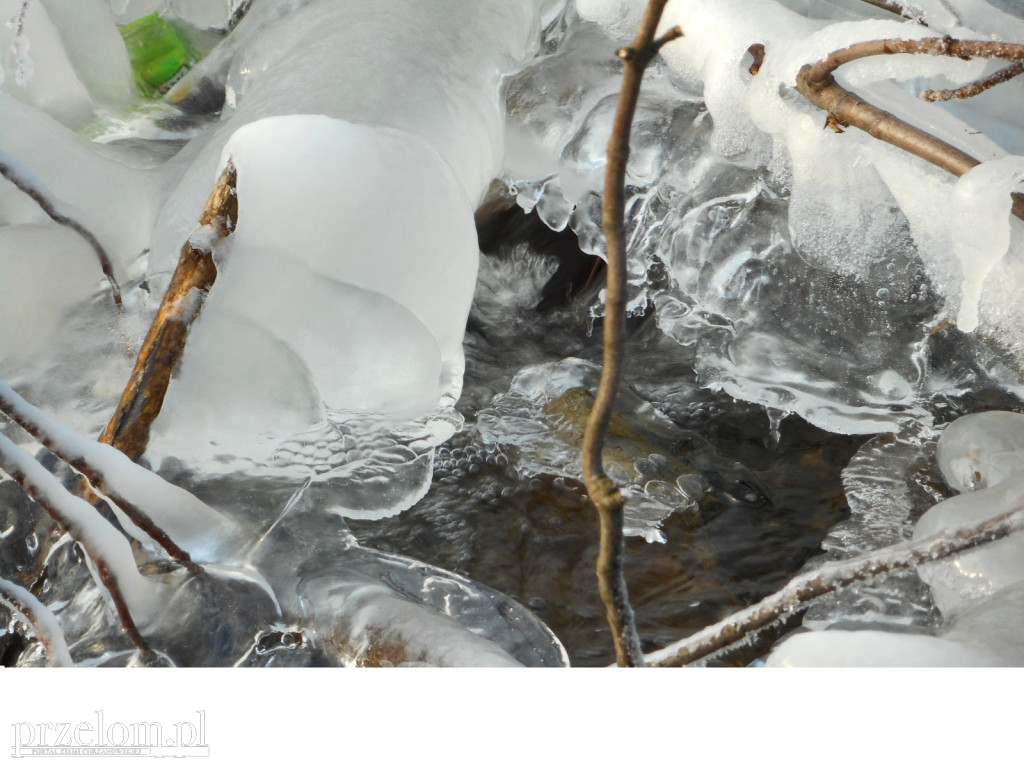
[582,0,681,668]
[99,161,237,461]
[795,37,1024,220]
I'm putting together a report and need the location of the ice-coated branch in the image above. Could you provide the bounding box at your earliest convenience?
[645,503,1024,667]
[582,0,681,668]
[0,575,73,667]
[794,37,1024,221]
[0,380,204,575]
[0,433,162,662]
[923,61,1024,101]
[0,152,122,309]
[855,0,925,22]
[100,160,237,461]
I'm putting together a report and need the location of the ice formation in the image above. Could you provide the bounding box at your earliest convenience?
[3,0,1024,666]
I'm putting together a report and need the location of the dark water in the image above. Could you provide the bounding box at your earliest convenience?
[349,205,866,666]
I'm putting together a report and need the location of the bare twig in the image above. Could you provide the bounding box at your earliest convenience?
[795,37,1024,220]
[99,161,237,461]
[0,574,74,666]
[0,155,122,309]
[923,61,1024,101]
[646,503,1024,667]
[582,0,681,668]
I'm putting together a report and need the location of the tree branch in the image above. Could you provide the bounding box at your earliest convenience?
[0,154,122,309]
[923,61,1024,101]
[795,37,1024,221]
[99,161,237,461]
[645,502,1024,666]
[855,0,926,22]
[582,0,680,668]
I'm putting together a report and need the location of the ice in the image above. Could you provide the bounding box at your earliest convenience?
[914,412,1024,618]
[0,574,73,666]
[6,0,1024,667]
[220,116,478,364]
[949,158,1024,332]
[149,0,549,275]
[0,94,167,269]
[935,410,1024,492]
[138,0,552,492]
[40,0,134,108]
[0,224,105,368]
[0,431,168,627]
[1,0,133,127]
[765,628,1013,666]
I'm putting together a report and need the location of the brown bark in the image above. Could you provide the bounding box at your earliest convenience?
[795,37,1024,220]
[582,0,681,668]
[99,161,237,461]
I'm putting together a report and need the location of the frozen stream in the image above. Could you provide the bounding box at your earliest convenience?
[3,0,1024,666]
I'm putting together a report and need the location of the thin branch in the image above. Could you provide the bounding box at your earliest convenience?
[795,37,1024,220]
[855,0,925,22]
[0,381,202,576]
[923,60,1024,101]
[0,574,73,666]
[99,160,237,461]
[646,503,1024,667]
[0,155,122,309]
[582,0,680,668]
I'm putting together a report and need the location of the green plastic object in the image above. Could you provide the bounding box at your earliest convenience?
[120,13,197,97]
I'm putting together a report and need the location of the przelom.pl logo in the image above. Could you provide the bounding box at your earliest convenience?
[10,710,208,758]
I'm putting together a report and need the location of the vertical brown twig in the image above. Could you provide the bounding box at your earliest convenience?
[582,0,681,668]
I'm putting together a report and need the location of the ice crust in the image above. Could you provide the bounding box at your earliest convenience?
[767,409,1024,666]
[0,0,574,666]
[512,0,1024,435]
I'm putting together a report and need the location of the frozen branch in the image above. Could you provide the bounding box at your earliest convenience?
[856,0,923,21]
[582,0,680,668]
[645,503,1024,667]
[0,433,160,662]
[0,381,203,576]
[0,153,122,309]
[0,575,73,667]
[795,37,1024,220]
[923,61,1024,101]
[100,160,237,461]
